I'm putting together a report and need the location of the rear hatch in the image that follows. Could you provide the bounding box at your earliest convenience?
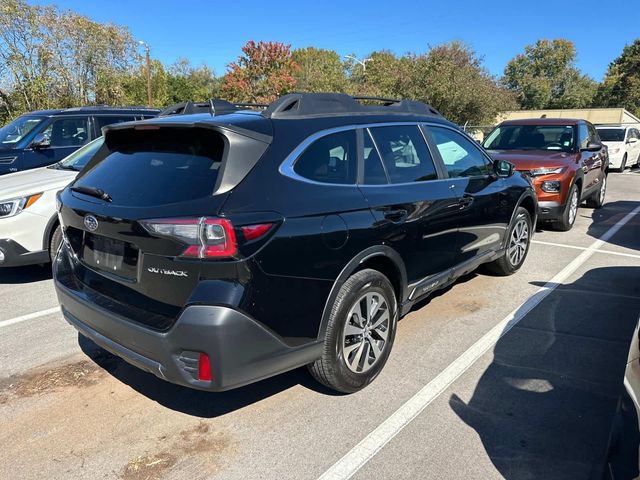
[58,121,271,330]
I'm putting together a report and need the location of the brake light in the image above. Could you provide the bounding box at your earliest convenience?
[141,217,237,258]
[241,223,273,241]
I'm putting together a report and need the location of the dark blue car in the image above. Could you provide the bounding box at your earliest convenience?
[0,106,159,175]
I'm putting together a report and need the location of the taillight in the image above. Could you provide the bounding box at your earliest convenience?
[141,217,237,259]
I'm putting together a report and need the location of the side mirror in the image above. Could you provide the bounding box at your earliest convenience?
[628,138,638,144]
[582,141,601,152]
[493,159,514,178]
[30,132,51,149]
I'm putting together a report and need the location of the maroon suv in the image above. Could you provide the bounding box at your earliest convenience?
[484,118,608,231]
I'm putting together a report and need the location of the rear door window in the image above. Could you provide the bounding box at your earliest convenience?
[75,128,224,206]
[368,125,437,183]
[293,130,357,184]
[94,116,136,134]
[362,130,388,185]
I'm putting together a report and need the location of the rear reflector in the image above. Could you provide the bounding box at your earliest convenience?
[198,352,212,381]
[241,223,273,241]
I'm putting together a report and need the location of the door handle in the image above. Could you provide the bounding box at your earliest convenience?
[384,208,408,222]
[458,196,474,210]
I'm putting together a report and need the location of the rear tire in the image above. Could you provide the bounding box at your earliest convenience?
[553,184,579,232]
[49,224,62,262]
[586,173,607,209]
[309,269,397,393]
[485,207,532,276]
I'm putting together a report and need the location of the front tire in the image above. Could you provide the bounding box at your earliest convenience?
[309,269,397,393]
[49,225,63,262]
[619,154,627,172]
[485,207,532,276]
[553,184,579,232]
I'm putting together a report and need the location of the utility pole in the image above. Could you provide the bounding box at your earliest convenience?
[138,40,152,106]
[344,55,372,73]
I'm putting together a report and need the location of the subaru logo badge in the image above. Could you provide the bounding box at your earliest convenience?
[84,215,98,232]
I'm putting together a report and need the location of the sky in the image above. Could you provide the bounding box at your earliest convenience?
[30,0,639,82]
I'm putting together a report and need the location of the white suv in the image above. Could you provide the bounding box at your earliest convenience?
[0,138,103,267]
[596,125,640,171]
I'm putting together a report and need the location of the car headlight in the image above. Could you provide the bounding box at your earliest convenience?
[0,193,43,218]
[530,167,565,176]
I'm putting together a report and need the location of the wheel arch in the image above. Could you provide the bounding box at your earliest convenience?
[42,213,59,251]
[317,246,407,340]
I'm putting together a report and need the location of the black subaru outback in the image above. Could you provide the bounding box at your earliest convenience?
[54,93,536,393]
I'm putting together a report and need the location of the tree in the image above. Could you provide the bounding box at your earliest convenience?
[356,43,515,125]
[221,40,298,103]
[166,59,220,104]
[503,39,596,109]
[595,39,640,117]
[291,47,348,93]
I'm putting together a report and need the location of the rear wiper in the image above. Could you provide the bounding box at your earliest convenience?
[70,185,112,202]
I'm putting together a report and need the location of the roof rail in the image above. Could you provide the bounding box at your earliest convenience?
[63,105,159,112]
[262,93,442,119]
[158,99,268,117]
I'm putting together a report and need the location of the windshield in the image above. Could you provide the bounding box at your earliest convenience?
[55,137,104,171]
[484,124,576,152]
[0,116,43,146]
[596,128,626,142]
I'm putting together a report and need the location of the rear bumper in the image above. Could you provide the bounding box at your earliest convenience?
[537,201,564,222]
[0,238,49,267]
[53,248,322,392]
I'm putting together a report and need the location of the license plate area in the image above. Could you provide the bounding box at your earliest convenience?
[81,233,139,281]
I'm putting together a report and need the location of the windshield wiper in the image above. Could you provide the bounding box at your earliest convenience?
[70,185,112,202]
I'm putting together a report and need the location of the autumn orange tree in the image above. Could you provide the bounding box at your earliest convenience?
[222,40,298,103]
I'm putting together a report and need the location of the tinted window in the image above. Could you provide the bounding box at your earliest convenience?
[42,117,90,147]
[75,128,224,206]
[294,130,356,184]
[430,127,492,177]
[587,123,599,143]
[369,125,437,183]
[484,124,575,152]
[94,116,135,133]
[596,128,626,142]
[363,130,388,185]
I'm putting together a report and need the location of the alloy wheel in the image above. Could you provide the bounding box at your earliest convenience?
[342,292,390,373]
[507,217,529,266]
[568,190,578,225]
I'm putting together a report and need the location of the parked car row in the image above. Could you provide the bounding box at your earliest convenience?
[0,94,626,396]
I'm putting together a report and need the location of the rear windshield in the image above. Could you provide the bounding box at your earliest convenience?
[596,128,625,142]
[74,128,224,206]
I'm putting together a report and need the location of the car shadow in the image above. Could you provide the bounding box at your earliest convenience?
[0,264,52,284]
[586,200,640,252]
[449,266,640,479]
[78,333,341,419]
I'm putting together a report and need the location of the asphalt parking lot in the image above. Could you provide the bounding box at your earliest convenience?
[1,169,639,480]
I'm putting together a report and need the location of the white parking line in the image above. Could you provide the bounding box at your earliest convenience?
[0,307,60,329]
[532,239,640,260]
[318,204,640,480]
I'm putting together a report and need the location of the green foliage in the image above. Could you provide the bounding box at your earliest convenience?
[503,39,597,109]
[291,47,348,93]
[595,39,640,117]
